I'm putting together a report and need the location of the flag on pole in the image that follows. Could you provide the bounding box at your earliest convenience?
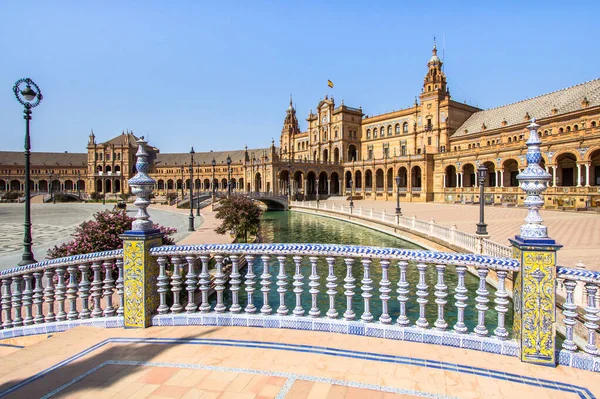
[327,79,334,88]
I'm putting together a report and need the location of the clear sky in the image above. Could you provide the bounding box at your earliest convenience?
[1,1,598,154]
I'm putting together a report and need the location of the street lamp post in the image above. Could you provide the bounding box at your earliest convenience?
[211,157,216,202]
[49,173,53,203]
[13,78,43,266]
[476,164,488,235]
[395,175,402,217]
[180,165,184,203]
[53,175,59,204]
[189,147,195,231]
[77,171,81,200]
[195,161,200,216]
[226,155,232,196]
[316,179,320,205]
[349,178,354,213]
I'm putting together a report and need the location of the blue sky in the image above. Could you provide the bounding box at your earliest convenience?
[1,1,598,154]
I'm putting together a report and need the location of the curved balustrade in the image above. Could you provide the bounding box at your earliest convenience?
[0,250,124,335]
[149,243,520,355]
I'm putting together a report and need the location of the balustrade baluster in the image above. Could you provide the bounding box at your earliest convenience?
[22,274,34,326]
[12,276,23,327]
[91,262,103,318]
[493,270,509,339]
[244,255,257,313]
[44,268,56,323]
[325,257,338,319]
[260,255,272,315]
[170,256,184,313]
[276,256,288,315]
[33,272,44,324]
[378,259,391,324]
[230,255,242,313]
[415,263,429,328]
[66,266,79,320]
[55,267,67,321]
[360,259,373,322]
[561,279,578,352]
[116,259,124,316]
[453,265,468,333]
[474,267,490,337]
[396,261,410,327]
[433,264,447,331]
[292,255,304,316]
[308,256,320,317]
[583,283,599,355]
[102,261,116,317]
[214,255,226,313]
[343,258,355,320]
[185,256,198,313]
[156,256,170,314]
[78,263,91,319]
[1,279,13,328]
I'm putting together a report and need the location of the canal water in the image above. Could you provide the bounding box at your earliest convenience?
[214,210,513,334]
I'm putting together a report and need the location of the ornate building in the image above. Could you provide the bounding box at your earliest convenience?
[2,41,600,208]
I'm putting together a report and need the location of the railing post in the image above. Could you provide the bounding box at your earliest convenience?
[121,137,164,328]
[509,119,562,366]
[449,224,457,245]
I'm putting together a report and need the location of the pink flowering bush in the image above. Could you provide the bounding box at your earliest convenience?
[47,209,176,259]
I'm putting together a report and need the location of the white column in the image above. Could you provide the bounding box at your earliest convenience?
[585,164,590,187]
[552,166,557,187]
[577,164,582,187]
[495,170,499,188]
[500,170,504,188]
[304,179,307,194]
[443,173,446,188]
[459,172,464,188]
[327,180,331,195]
[455,172,459,188]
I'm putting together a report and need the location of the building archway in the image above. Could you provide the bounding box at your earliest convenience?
[348,145,357,161]
[323,149,329,163]
[64,180,74,191]
[157,179,165,190]
[462,164,476,187]
[221,178,228,190]
[482,161,496,187]
[10,180,20,191]
[355,170,362,189]
[203,179,210,190]
[502,159,519,187]
[333,147,340,163]
[167,179,174,190]
[254,172,262,192]
[445,165,457,187]
[306,171,317,196]
[105,179,112,193]
[293,171,303,196]
[38,180,48,192]
[411,166,422,189]
[386,168,393,191]
[375,169,384,191]
[330,172,340,195]
[280,170,290,195]
[556,153,578,186]
[96,179,103,193]
[318,171,328,194]
[397,167,408,188]
[590,149,600,186]
[115,179,121,193]
[365,170,373,191]
[77,180,86,191]
[345,171,352,190]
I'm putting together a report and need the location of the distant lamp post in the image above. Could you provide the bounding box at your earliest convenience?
[189,147,195,231]
[49,173,54,204]
[53,175,59,204]
[195,161,200,216]
[476,164,488,235]
[349,178,354,212]
[316,179,320,204]
[14,78,43,265]
[77,171,81,199]
[395,175,402,216]
[211,157,216,201]
[226,155,232,196]
[180,165,184,203]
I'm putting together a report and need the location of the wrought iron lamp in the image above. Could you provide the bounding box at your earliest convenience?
[226,155,232,196]
[476,164,488,235]
[13,78,43,265]
[395,175,402,216]
[211,157,216,201]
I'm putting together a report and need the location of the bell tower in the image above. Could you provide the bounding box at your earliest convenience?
[280,95,301,161]
[422,37,447,95]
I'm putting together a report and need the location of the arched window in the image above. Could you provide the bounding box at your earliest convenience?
[574,124,578,131]
[508,137,512,143]
[402,122,408,133]
[395,124,400,134]
[366,129,371,139]
[566,126,571,132]
[559,127,564,134]
[592,121,597,128]
[387,126,392,136]
[334,130,338,138]
[380,127,385,137]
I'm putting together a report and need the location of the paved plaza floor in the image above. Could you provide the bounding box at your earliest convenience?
[0,325,597,398]
[325,199,600,270]
[0,203,193,271]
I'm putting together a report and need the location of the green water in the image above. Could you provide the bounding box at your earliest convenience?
[215,211,513,334]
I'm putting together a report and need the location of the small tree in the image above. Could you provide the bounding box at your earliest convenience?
[215,195,263,242]
[48,209,177,258]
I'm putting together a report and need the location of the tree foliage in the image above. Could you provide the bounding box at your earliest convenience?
[48,208,177,259]
[214,195,262,242]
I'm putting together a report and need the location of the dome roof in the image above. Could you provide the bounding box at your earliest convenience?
[429,54,441,64]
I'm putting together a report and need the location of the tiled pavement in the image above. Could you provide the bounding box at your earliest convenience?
[326,199,600,270]
[0,326,597,398]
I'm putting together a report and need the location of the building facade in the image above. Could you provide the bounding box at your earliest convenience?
[2,41,600,208]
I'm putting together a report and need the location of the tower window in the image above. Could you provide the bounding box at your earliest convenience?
[427,137,431,145]
[402,122,408,133]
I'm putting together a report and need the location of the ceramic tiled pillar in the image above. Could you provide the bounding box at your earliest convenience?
[510,119,562,366]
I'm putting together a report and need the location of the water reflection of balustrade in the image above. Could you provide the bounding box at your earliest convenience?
[0,251,124,329]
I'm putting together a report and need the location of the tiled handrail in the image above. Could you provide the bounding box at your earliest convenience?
[150,243,516,346]
[0,251,124,330]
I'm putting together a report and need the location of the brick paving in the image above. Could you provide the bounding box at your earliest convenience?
[328,199,600,270]
[0,325,596,398]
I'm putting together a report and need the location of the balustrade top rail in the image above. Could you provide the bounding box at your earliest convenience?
[150,243,520,271]
[0,249,124,278]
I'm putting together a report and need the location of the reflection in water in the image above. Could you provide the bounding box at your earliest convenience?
[214,211,512,333]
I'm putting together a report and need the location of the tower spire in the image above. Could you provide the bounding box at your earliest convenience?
[433,36,437,52]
